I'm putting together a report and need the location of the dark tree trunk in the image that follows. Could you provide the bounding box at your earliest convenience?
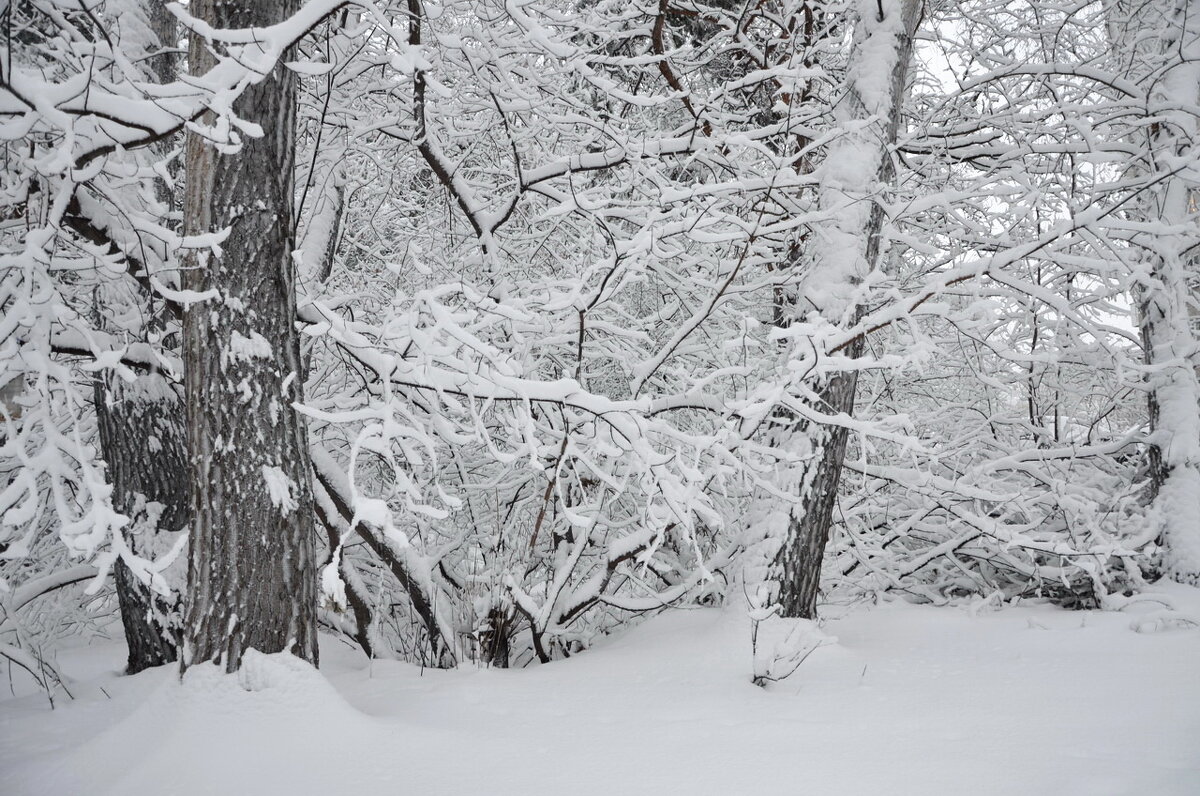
[478,605,513,668]
[773,347,863,618]
[772,0,922,618]
[90,0,187,676]
[112,557,177,672]
[94,374,189,673]
[181,0,318,672]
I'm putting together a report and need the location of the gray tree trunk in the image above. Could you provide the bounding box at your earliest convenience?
[181,0,319,672]
[89,0,186,676]
[94,374,188,673]
[1136,2,1200,584]
[1106,0,1200,583]
[773,350,863,618]
[773,0,923,618]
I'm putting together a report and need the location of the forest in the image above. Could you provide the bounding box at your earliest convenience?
[0,0,1198,793]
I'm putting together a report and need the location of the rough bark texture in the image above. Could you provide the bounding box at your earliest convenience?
[477,604,514,668]
[182,0,319,672]
[94,374,188,673]
[773,346,863,618]
[145,0,178,86]
[87,0,187,676]
[1108,0,1200,583]
[773,0,923,618]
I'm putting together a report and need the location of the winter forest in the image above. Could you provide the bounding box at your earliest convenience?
[0,0,1198,792]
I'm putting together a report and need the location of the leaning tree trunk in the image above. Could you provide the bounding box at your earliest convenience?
[94,374,189,673]
[181,0,319,672]
[773,351,864,618]
[773,0,923,618]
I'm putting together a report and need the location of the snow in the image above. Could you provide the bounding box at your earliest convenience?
[2,592,1198,795]
[261,465,299,513]
[1142,0,1200,585]
[228,330,275,364]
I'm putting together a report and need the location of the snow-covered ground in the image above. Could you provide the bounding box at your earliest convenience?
[3,589,1198,796]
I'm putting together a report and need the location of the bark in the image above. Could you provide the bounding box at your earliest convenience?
[94,374,189,673]
[86,0,186,677]
[1145,3,1200,585]
[477,603,514,668]
[1109,0,1200,583]
[144,0,178,87]
[182,0,318,672]
[773,0,923,618]
[773,348,863,618]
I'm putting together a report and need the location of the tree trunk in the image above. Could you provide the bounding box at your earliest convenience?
[773,0,923,618]
[181,0,319,672]
[1107,0,1200,584]
[1141,1,1200,584]
[87,0,187,676]
[774,351,863,618]
[478,602,514,668]
[94,374,188,673]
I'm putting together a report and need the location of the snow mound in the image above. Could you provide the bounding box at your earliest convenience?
[17,651,389,796]
[750,614,836,685]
